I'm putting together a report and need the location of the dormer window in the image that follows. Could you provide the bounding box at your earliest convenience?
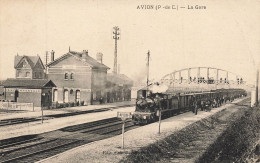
[70,73,74,80]
[22,60,27,67]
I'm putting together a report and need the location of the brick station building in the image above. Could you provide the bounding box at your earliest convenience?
[1,55,56,107]
[46,50,109,105]
[2,79,56,107]
[1,50,133,107]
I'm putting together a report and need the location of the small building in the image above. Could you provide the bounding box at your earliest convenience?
[47,50,110,105]
[2,79,56,107]
[14,55,46,79]
[106,73,133,103]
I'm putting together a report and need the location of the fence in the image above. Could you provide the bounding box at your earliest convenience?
[0,102,34,111]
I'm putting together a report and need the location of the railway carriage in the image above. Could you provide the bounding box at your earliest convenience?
[132,86,246,125]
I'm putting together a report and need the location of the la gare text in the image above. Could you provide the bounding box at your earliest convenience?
[137,5,206,10]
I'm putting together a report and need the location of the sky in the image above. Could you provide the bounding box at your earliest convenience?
[0,0,260,85]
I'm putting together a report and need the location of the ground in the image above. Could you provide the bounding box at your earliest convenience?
[38,98,249,163]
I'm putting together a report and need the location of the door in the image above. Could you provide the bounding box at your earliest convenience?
[53,89,58,102]
[64,90,69,103]
[14,90,19,102]
[76,90,80,102]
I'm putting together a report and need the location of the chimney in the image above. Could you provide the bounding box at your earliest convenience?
[82,50,88,61]
[96,52,103,64]
[51,50,55,62]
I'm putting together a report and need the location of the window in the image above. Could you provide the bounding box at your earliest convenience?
[22,61,27,67]
[70,73,74,80]
[65,73,68,80]
[38,72,42,78]
[26,72,30,77]
[17,71,21,77]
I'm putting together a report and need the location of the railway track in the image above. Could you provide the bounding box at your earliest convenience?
[0,99,246,162]
[0,117,138,163]
[0,104,134,127]
[0,117,40,127]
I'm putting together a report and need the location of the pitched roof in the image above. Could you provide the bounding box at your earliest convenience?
[107,73,133,86]
[0,80,5,86]
[2,79,56,88]
[47,51,110,69]
[14,56,42,68]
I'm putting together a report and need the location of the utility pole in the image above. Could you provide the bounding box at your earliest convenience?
[256,69,259,106]
[147,50,150,87]
[113,26,120,74]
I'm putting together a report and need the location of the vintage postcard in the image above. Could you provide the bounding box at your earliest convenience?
[0,0,259,162]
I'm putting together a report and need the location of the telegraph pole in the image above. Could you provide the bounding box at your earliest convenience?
[256,69,259,106]
[147,50,150,87]
[113,26,120,74]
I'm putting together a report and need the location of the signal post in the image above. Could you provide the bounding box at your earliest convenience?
[117,112,132,149]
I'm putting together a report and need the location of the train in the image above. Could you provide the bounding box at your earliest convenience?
[132,86,247,125]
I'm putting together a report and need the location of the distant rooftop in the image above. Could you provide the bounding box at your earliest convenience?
[107,73,133,86]
[3,79,56,88]
[47,50,110,70]
[14,55,42,68]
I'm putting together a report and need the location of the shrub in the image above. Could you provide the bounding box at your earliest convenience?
[59,103,64,108]
[65,103,69,107]
[69,102,75,107]
[80,101,84,106]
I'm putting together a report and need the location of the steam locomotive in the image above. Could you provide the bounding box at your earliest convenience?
[132,87,247,124]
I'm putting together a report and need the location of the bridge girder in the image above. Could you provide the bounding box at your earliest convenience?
[159,67,245,90]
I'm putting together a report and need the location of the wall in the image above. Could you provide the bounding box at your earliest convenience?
[4,88,42,106]
[91,68,107,104]
[0,86,4,101]
[47,55,94,104]
[16,69,32,79]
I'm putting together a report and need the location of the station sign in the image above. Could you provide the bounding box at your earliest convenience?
[117,112,132,121]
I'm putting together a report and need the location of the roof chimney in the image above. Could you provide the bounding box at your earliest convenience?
[96,52,103,64]
[82,50,88,61]
[51,50,55,62]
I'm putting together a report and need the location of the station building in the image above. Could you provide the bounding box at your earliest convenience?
[106,73,133,103]
[1,55,56,107]
[1,50,133,107]
[2,79,56,107]
[46,50,110,105]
